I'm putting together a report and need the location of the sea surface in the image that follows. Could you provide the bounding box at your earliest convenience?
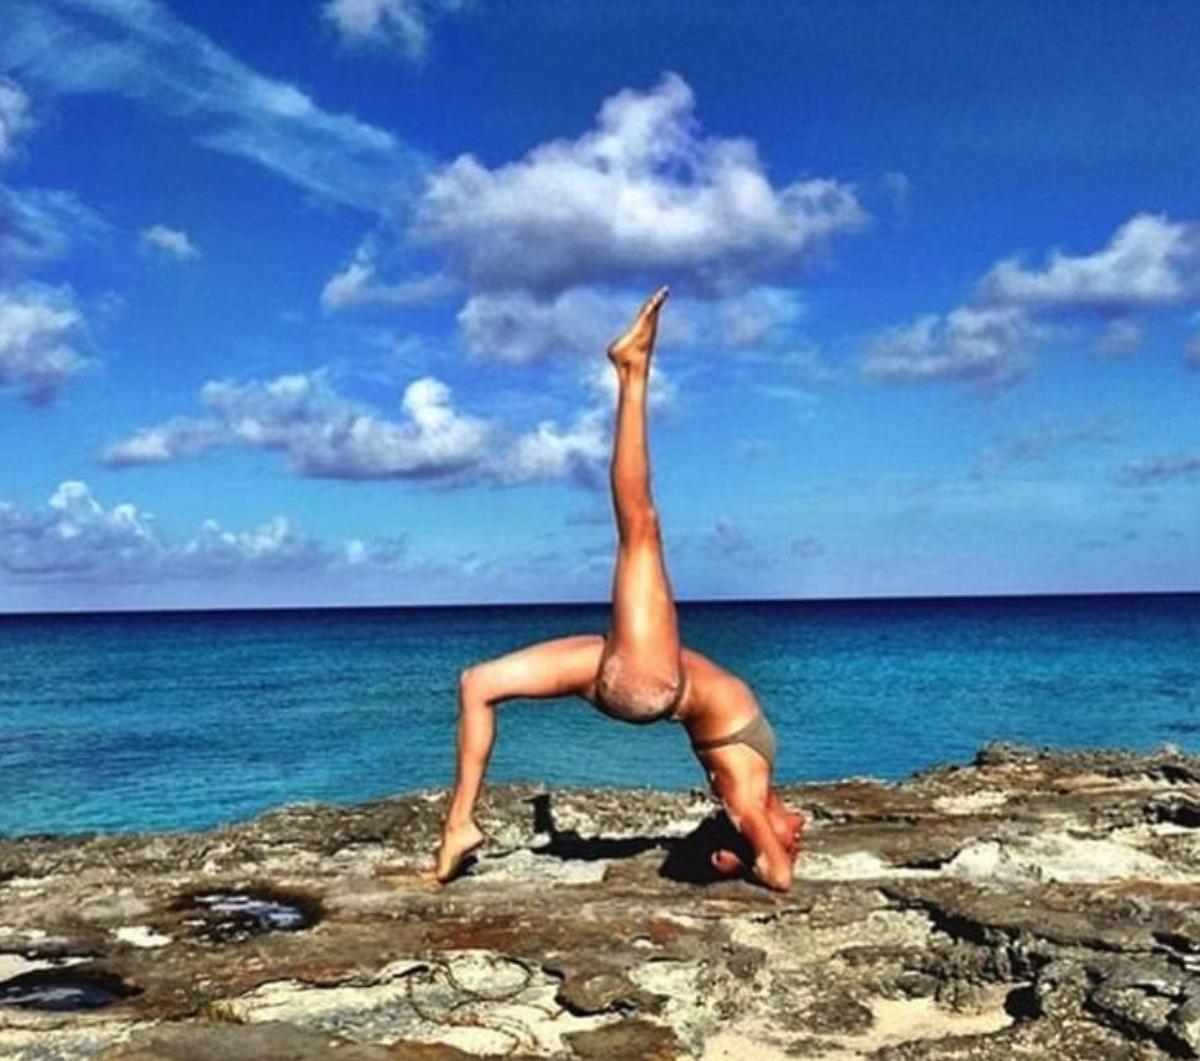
[1,594,1198,837]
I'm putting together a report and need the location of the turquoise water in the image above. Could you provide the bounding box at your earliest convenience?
[1,595,1198,836]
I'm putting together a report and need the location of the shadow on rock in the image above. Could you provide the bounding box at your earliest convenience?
[527,793,754,885]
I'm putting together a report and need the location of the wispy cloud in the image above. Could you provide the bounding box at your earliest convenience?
[0,0,426,211]
[975,415,1123,477]
[1117,453,1200,487]
[0,185,110,274]
[0,76,31,161]
[321,0,471,64]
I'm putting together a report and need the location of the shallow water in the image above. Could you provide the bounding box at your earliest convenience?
[1,594,1197,836]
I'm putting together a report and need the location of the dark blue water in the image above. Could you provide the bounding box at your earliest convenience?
[1,595,1197,836]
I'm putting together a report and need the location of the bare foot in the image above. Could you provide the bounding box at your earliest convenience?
[607,285,669,373]
[431,819,486,883]
[769,805,807,859]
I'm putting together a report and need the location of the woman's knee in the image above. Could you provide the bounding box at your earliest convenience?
[620,504,661,545]
[458,664,490,704]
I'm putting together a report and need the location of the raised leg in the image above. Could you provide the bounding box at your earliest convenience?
[597,286,683,715]
[432,634,604,882]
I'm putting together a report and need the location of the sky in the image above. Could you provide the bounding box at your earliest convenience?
[0,0,1197,611]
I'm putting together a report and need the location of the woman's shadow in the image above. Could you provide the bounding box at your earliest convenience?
[524,792,755,885]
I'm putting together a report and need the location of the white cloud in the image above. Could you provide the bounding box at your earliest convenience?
[103,368,614,489]
[496,406,608,489]
[140,223,199,261]
[0,76,31,161]
[321,0,468,63]
[862,305,1033,389]
[583,358,676,412]
[402,72,865,297]
[0,284,88,404]
[104,371,492,481]
[713,286,806,348]
[980,213,1200,312]
[0,0,424,211]
[867,212,1200,390]
[320,243,453,310]
[0,480,408,580]
[457,284,807,364]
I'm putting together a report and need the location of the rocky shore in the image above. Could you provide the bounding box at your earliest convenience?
[4,743,1200,1059]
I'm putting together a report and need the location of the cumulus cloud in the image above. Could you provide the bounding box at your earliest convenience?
[862,305,1034,388]
[0,284,88,404]
[981,214,1200,312]
[322,0,469,63]
[103,369,613,489]
[103,371,492,481]
[0,480,406,580]
[867,213,1200,390]
[495,407,608,489]
[1117,453,1200,487]
[404,72,865,297]
[0,0,424,210]
[140,224,199,261]
[0,76,31,161]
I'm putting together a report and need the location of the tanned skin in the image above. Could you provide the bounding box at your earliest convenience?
[430,287,805,890]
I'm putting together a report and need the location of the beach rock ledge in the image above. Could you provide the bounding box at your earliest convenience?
[4,743,1200,1059]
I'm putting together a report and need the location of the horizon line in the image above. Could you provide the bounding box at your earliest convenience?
[1,586,1197,620]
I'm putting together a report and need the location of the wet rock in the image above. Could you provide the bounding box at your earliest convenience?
[0,965,140,1011]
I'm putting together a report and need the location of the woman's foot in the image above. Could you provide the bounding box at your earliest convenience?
[431,818,486,883]
[607,285,669,373]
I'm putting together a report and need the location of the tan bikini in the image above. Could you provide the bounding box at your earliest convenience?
[690,711,777,768]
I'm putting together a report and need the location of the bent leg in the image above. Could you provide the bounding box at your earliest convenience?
[601,287,682,703]
[434,634,603,882]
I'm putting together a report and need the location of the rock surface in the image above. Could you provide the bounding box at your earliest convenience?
[4,743,1200,1059]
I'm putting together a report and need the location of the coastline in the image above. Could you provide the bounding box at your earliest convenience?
[3,743,1200,1059]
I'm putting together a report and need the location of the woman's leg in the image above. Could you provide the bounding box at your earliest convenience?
[598,286,683,713]
[433,634,604,882]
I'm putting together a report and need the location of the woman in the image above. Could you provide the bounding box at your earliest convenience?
[432,286,804,890]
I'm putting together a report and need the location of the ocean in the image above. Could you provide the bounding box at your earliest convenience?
[1,594,1197,837]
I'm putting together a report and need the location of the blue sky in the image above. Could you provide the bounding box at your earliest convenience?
[0,0,1197,611]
